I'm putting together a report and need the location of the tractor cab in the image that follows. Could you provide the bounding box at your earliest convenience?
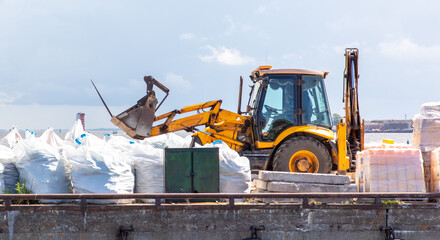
[248,66,333,144]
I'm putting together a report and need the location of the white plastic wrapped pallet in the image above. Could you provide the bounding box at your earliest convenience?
[419,102,440,118]
[0,127,22,149]
[430,148,440,192]
[13,139,71,195]
[361,148,425,192]
[355,151,364,192]
[364,142,412,150]
[0,145,19,193]
[413,102,440,152]
[62,135,134,204]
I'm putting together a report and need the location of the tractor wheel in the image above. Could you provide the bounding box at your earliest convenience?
[273,136,332,173]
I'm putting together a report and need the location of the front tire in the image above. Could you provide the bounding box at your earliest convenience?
[273,136,332,173]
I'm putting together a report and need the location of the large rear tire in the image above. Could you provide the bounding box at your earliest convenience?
[273,136,332,173]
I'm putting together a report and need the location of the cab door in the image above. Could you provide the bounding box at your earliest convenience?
[254,75,300,143]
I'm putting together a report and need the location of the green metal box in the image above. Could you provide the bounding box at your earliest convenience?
[164,148,219,198]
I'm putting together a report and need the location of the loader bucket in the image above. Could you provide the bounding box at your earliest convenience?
[111,92,158,139]
[92,76,168,140]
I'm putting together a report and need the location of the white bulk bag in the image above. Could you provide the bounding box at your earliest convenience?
[63,141,134,204]
[0,127,22,149]
[106,135,137,152]
[13,139,71,195]
[64,120,86,143]
[142,133,190,149]
[0,145,19,193]
[73,132,106,148]
[127,144,164,202]
[76,133,132,167]
[24,129,36,140]
[39,128,65,149]
[0,163,5,194]
[202,142,251,193]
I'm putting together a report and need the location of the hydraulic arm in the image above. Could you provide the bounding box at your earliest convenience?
[343,48,364,162]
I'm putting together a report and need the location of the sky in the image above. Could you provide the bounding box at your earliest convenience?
[1,0,440,130]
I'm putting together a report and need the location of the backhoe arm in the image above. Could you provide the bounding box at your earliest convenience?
[342,48,364,165]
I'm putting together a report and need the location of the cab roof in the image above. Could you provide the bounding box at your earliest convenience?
[251,65,329,79]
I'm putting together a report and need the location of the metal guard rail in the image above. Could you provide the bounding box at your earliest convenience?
[0,192,439,211]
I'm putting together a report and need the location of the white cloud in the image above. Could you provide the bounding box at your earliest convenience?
[0,92,23,104]
[200,45,255,66]
[255,5,266,14]
[379,38,440,61]
[163,73,191,90]
[179,33,195,40]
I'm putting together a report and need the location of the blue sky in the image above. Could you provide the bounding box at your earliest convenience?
[1,0,440,129]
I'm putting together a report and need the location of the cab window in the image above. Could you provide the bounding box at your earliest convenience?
[302,75,331,127]
[257,75,297,141]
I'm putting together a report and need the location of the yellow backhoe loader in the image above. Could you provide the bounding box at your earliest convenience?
[93,48,364,173]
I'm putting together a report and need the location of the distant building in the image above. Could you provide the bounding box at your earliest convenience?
[365,119,412,133]
[76,113,85,131]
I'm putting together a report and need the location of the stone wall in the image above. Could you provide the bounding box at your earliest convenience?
[0,207,438,240]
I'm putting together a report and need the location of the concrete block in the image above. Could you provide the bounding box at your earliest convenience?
[259,170,351,185]
[253,179,268,190]
[266,181,358,193]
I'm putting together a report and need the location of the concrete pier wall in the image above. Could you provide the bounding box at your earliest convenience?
[0,207,438,240]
